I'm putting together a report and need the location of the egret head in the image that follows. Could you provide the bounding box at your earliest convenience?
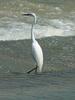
[22,13,37,24]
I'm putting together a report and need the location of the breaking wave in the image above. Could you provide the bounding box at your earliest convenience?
[0,17,75,41]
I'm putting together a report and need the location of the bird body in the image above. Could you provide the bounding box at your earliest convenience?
[23,13,43,73]
[32,39,43,72]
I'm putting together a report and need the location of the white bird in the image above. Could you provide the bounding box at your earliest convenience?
[23,13,43,74]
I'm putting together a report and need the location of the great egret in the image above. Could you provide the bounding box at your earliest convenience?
[22,13,43,74]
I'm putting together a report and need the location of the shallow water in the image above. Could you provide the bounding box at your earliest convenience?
[0,0,75,99]
[0,71,75,100]
[0,36,75,99]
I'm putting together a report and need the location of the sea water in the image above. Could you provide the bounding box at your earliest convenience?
[0,0,75,99]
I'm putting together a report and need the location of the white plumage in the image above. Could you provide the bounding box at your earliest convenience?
[32,39,43,72]
[23,13,43,73]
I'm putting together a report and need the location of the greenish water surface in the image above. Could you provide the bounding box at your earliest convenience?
[0,0,75,100]
[0,36,75,100]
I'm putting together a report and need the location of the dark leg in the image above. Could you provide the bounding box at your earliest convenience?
[35,65,38,74]
[27,65,37,74]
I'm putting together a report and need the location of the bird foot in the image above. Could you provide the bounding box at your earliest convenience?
[27,66,37,74]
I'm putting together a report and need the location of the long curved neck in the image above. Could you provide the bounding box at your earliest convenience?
[22,13,36,42]
[31,23,35,42]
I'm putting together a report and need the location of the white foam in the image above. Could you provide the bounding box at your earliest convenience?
[0,19,75,41]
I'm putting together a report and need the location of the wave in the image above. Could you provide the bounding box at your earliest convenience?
[0,17,75,41]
